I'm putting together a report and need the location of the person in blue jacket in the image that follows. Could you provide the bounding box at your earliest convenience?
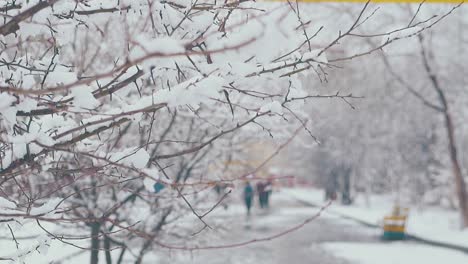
[153,182,165,193]
[243,181,254,215]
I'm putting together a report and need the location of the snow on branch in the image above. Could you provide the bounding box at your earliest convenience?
[0,0,459,262]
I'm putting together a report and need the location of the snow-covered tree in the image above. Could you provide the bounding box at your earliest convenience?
[0,0,459,262]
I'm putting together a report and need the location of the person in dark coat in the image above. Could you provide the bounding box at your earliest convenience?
[243,181,254,215]
[264,179,273,208]
[256,181,266,208]
[214,183,229,209]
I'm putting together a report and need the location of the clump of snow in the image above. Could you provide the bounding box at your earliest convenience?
[0,93,17,111]
[154,75,226,109]
[15,98,37,112]
[130,35,186,60]
[225,186,234,194]
[288,88,308,99]
[142,169,162,192]
[227,62,258,77]
[44,71,78,86]
[143,177,156,192]
[0,93,17,126]
[110,148,150,169]
[302,49,328,63]
[381,26,422,45]
[36,235,51,255]
[261,61,286,72]
[71,87,100,109]
[0,107,16,124]
[40,115,77,132]
[260,101,283,115]
[5,131,55,161]
[149,37,186,54]
[30,198,62,215]
[0,197,16,209]
[52,2,77,14]
[128,149,150,169]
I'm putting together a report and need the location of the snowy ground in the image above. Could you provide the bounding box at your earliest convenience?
[151,191,379,264]
[324,242,468,264]
[3,188,468,263]
[285,187,468,250]
[153,189,468,264]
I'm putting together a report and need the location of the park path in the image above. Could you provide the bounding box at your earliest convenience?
[163,192,380,264]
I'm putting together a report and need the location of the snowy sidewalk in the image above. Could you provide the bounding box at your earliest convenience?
[283,187,468,254]
[323,242,468,264]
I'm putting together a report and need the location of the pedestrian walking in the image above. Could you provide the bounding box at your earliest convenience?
[256,181,266,208]
[264,179,273,208]
[243,181,254,215]
[214,183,229,209]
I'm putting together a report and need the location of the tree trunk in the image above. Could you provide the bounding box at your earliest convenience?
[443,112,468,227]
[134,239,152,264]
[417,36,468,228]
[104,235,112,264]
[90,222,101,264]
[134,209,171,264]
[117,247,127,264]
[342,167,352,205]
